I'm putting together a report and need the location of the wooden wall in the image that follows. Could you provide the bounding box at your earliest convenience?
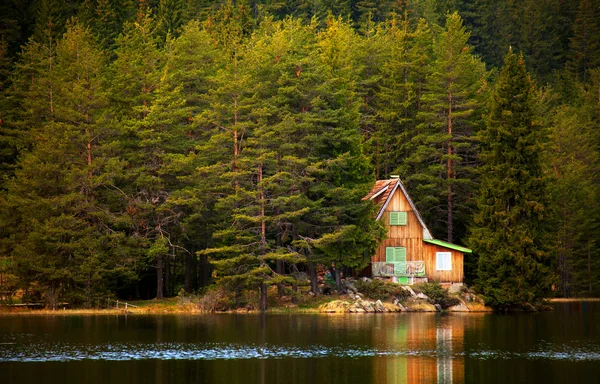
[372,184,464,283]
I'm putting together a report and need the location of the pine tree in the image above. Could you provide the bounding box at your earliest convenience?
[109,10,168,299]
[548,106,600,297]
[469,50,553,309]
[367,16,432,179]
[150,20,221,292]
[2,22,131,307]
[405,12,486,243]
[303,16,385,291]
[566,0,600,83]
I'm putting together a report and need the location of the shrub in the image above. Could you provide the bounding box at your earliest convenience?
[197,286,236,312]
[414,281,460,309]
[354,279,411,301]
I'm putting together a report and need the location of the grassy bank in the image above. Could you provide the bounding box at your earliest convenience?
[548,298,600,302]
[12,281,584,315]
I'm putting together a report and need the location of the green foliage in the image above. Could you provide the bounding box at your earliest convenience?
[354,279,410,301]
[413,281,460,308]
[1,3,599,306]
[469,50,554,309]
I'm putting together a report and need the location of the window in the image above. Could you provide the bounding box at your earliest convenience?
[389,211,407,226]
[436,252,452,271]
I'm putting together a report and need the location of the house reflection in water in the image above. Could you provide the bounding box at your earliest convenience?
[375,314,470,383]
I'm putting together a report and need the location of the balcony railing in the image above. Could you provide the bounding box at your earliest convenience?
[372,261,426,278]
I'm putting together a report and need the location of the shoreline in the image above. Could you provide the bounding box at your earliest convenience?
[1,297,596,316]
[548,298,600,302]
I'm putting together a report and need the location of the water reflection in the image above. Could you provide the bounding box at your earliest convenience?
[373,314,474,383]
[1,304,599,384]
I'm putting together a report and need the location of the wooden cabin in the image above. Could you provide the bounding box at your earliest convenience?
[362,176,471,285]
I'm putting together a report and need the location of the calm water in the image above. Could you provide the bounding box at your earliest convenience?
[1,302,598,383]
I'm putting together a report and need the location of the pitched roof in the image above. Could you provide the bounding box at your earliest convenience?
[362,179,397,205]
[364,177,433,239]
[364,177,474,250]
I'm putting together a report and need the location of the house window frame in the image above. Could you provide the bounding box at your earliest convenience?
[436,252,452,271]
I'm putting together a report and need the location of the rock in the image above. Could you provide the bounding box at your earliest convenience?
[361,277,371,283]
[308,291,315,296]
[348,292,355,300]
[355,308,366,313]
[343,279,358,293]
[355,302,362,309]
[447,302,470,312]
[374,300,386,312]
[392,298,399,305]
[361,301,375,312]
[434,304,442,312]
[355,292,363,298]
[401,286,417,297]
[448,283,463,294]
[416,292,429,300]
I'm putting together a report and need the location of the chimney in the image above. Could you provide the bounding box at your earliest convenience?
[390,175,400,179]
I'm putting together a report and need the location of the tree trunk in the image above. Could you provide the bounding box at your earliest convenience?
[588,243,592,293]
[291,283,298,304]
[276,260,284,297]
[308,262,318,295]
[172,252,176,296]
[334,266,344,293]
[260,282,267,312]
[185,252,192,293]
[164,256,170,297]
[156,254,164,300]
[199,254,210,287]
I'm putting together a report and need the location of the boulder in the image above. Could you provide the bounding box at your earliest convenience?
[416,292,429,300]
[447,302,470,312]
[401,286,417,297]
[343,279,358,293]
[448,283,463,294]
[374,300,386,312]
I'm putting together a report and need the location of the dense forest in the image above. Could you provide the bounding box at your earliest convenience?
[0,0,599,309]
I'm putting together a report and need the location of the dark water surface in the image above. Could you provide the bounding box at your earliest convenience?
[1,302,598,383]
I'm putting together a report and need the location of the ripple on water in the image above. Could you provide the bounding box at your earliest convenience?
[1,341,599,363]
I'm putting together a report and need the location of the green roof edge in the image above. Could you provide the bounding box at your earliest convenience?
[423,239,472,253]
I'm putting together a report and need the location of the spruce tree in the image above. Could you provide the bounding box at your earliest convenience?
[548,106,600,297]
[109,10,168,299]
[2,22,133,308]
[469,50,553,309]
[405,12,486,243]
[566,0,600,83]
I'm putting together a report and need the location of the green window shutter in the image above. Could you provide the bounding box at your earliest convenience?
[398,212,407,225]
[389,212,407,226]
[385,247,394,262]
[395,247,406,274]
[394,247,406,262]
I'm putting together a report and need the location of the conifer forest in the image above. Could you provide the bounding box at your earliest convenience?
[0,0,599,309]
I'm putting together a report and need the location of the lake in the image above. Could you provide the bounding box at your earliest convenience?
[1,302,598,383]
